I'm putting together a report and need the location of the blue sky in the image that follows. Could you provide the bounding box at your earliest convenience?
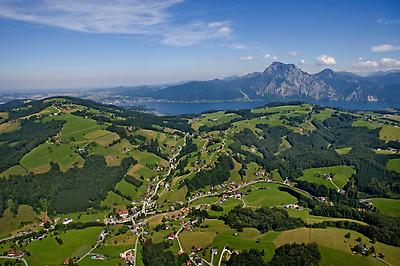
[0,0,399,91]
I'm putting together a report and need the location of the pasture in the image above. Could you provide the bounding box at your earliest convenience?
[115,179,137,198]
[0,164,28,178]
[242,183,297,208]
[26,227,103,266]
[352,120,381,130]
[298,165,355,189]
[100,191,130,209]
[371,198,400,217]
[44,113,105,142]
[380,125,400,141]
[386,158,400,173]
[0,205,38,239]
[335,147,352,155]
[274,227,400,266]
[20,143,83,172]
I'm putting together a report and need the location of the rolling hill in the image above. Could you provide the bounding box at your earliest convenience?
[0,97,399,266]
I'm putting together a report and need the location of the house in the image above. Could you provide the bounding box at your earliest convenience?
[91,254,105,260]
[118,210,129,219]
[167,233,176,240]
[120,249,135,264]
[63,257,73,265]
[353,244,368,255]
[63,218,73,225]
[194,256,203,265]
[33,233,44,240]
[7,249,25,258]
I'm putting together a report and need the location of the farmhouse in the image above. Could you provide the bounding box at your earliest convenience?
[62,218,73,225]
[118,209,129,218]
[120,249,135,264]
[63,257,74,265]
[91,254,105,260]
[7,249,25,258]
[167,233,176,240]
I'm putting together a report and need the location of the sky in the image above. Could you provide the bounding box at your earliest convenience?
[0,0,399,91]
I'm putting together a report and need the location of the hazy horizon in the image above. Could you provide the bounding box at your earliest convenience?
[0,0,399,91]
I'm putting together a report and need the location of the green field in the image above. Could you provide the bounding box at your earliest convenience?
[386,158,400,173]
[115,179,137,198]
[335,147,352,155]
[274,227,399,266]
[371,198,400,217]
[158,185,187,203]
[20,142,83,172]
[190,196,219,206]
[242,183,297,207]
[207,198,242,216]
[59,211,106,223]
[101,191,130,209]
[26,227,103,266]
[0,205,39,239]
[286,208,367,225]
[0,164,28,178]
[85,129,120,146]
[298,166,355,189]
[380,125,400,141]
[352,120,382,130]
[44,113,105,142]
[191,111,241,131]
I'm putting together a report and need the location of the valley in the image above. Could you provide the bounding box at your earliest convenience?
[0,97,399,266]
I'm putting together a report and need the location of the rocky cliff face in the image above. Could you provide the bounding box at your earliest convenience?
[250,62,337,100]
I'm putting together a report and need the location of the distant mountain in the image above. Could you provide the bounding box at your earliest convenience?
[118,62,400,103]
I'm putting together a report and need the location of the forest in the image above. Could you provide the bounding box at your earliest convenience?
[0,155,133,214]
[222,206,305,232]
[268,242,321,266]
[184,154,234,192]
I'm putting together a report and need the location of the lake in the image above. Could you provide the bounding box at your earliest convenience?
[143,100,399,115]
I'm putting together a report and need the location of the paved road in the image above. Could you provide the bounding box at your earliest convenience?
[175,226,185,254]
[217,246,232,266]
[133,229,144,266]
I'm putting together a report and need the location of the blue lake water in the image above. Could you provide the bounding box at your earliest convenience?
[143,100,399,115]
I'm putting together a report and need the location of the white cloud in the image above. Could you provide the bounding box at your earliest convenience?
[371,44,400,52]
[299,59,306,65]
[356,59,379,68]
[0,0,233,46]
[162,21,232,46]
[264,53,279,60]
[377,18,400,25]
[316,54,337,66]
[287,51,298,57]
[356,57,400,71]
[379,57,400,68]
[238,56,254,61]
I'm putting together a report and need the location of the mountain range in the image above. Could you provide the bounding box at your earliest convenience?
[114,62,400,103]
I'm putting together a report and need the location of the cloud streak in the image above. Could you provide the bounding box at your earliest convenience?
[377,18,400,25]
[238,55,254,61]
[264,53,279,60]
[371,44,400,52]
[356,57,400,71]
[0,0,233,46]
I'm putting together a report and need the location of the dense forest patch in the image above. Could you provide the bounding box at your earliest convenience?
[0,155,134,214]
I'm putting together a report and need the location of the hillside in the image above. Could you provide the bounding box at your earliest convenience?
[0,97,399,266]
